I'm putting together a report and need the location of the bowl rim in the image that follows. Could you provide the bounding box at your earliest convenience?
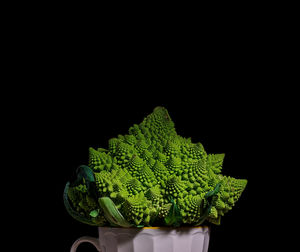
[98,226,209,229]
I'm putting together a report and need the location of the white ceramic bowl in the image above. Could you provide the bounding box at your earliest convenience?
[71,226,210,252]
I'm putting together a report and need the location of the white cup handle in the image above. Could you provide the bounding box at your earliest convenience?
[70,236,102,252]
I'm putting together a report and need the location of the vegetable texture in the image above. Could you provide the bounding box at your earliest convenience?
[64,106,247,227]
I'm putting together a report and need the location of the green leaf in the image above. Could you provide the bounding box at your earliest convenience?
[98,197,133,228]
[164,198,182,227]
[208,216,221,225]
[195,183,221,226]
[72,165,97,198]
[205,183,221,198]
[63,182,98,226]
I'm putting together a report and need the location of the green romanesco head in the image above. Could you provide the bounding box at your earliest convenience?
[64,106,247,227]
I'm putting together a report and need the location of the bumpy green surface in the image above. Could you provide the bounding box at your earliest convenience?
[65,107,247,227]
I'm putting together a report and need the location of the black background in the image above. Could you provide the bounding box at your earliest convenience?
[3,4,296,250]
[9,13,288,251]
[11,51,285,251]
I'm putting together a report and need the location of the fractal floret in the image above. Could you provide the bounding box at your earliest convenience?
[64,107,247,227]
